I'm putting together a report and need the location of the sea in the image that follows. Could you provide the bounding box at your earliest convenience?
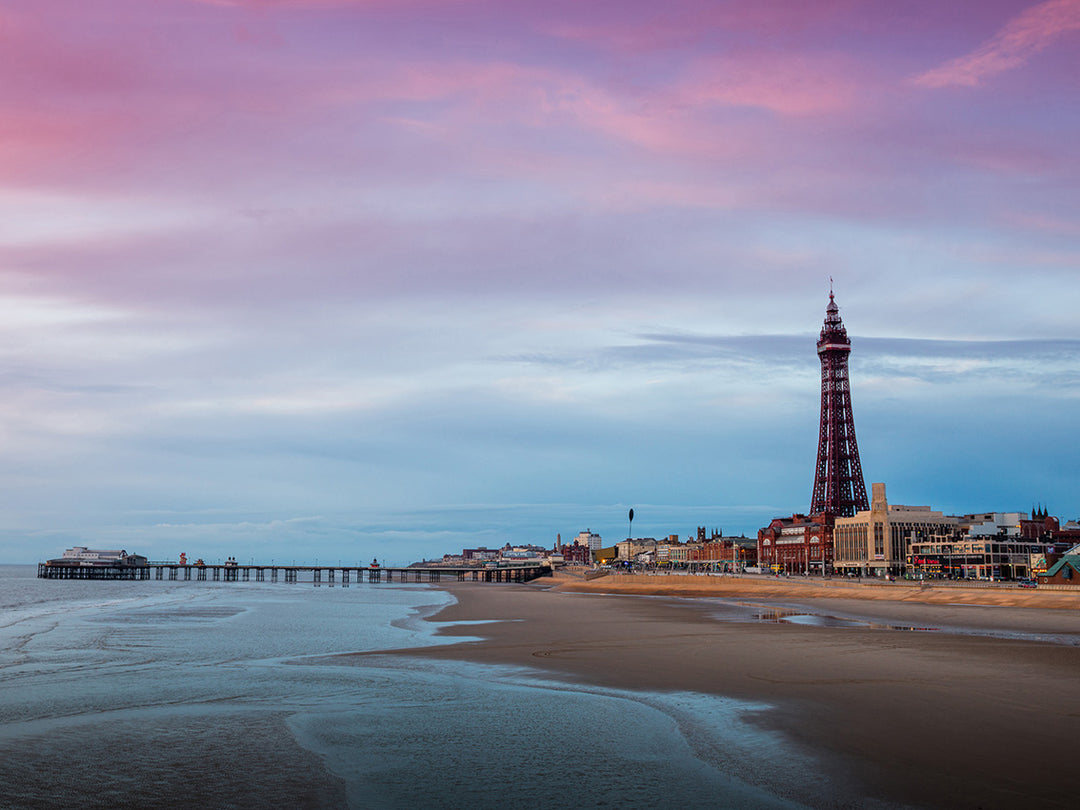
[0,565,851,810]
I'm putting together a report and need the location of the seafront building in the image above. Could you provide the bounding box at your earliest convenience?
[961,512,1024,537]
[615,538,658,563]
[833,483,957,577]
[461,547,500,562]
[758,514,833,574]
[900,510,1080,580]
[573,530,603,552]
[657,530,756,571]
[553,542,591,565]
[907,532,1047,581]
[749,291,1072,582]
[1038,544,1080,585]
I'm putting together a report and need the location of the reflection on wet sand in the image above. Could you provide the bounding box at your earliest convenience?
[748,605,939,631]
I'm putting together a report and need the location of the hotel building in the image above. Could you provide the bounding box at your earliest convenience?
[573,530,603,552]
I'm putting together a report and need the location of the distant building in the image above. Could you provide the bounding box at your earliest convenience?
[1027,511,1080,546]
[663,541,693,564]
[616,538,656,561]
[574,530,603,552]
[909,532,1046,581]
[1020,508,1059,540]
[1037,546,1080,586]
[593,546,619,565]
[554,544,591,565]
[502,550,539,560]
[834,483,957,577]
[828,491,1050,580]
[462,547,499,562]
[758,514,832,575]
[664,533,756,571]
[503,543,548,559]
[655,539,678,563]
[960,512,1024,537]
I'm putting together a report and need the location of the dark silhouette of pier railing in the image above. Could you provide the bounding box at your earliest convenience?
[37,562,550,585]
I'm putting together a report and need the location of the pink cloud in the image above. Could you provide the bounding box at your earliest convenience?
[324,52,836,158]
[191,0,470,7]
[0,1,863,203]
[680,53,859,116]
[291,57,758,161]
[914,0,1080,88]
[1000,210,1080,236]
[542,0,857,53]
[0,0,1071,268]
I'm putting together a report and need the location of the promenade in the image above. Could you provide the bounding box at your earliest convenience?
[555,569,1080,608]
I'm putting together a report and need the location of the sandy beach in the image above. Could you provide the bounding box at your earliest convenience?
[354,572,1080,809]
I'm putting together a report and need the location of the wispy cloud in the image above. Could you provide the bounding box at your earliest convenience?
[914,0,1080,88]
[681,53,859,116]
[2,1,1079,563]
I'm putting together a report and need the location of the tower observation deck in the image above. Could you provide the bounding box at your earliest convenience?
[810,291,868,517]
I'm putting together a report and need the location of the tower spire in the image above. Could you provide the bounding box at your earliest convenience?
[810,289,868,517]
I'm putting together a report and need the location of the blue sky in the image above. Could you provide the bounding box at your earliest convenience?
[1,0,1078,564]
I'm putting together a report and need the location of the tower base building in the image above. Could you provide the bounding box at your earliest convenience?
[758,514,833,575]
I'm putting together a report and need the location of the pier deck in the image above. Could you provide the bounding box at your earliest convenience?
[37,562,550,585]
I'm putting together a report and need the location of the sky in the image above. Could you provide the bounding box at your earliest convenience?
[1,0,1078,565]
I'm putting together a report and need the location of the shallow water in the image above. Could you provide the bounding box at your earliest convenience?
[0,565,850,809]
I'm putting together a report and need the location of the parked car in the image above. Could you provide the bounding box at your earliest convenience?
[1017,578,1038,588]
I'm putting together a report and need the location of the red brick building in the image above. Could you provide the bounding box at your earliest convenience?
[1020,510,1059,540]
[555,544,592,565]
[687,539,753,565]
[757,514,834,574]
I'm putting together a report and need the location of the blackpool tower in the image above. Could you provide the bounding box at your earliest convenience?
[810,289,868,517]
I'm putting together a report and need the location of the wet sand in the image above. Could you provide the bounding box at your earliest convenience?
[364,573,1080,809]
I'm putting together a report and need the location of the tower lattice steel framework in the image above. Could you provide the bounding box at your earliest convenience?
[810,291,868,517]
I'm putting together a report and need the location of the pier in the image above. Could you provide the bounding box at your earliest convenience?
[37,562,550,586]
